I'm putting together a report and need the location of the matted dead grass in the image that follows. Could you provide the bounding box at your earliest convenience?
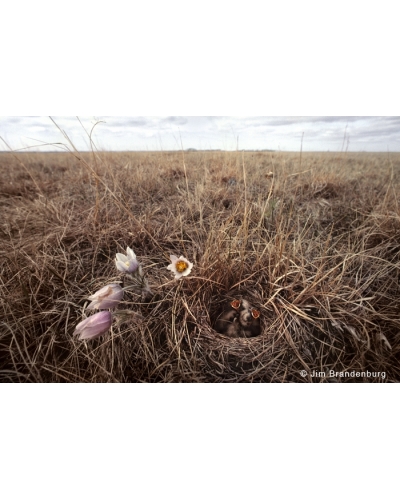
[1,150,399,382]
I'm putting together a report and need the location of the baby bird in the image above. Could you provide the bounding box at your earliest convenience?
[215,299,261,338]
[237,299,261,338]
[214,306,241,338]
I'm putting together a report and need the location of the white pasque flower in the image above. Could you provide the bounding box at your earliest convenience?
[167,255,193,280]
[73,311,113,340]
[86,284,124,310]
[115,247,139,273]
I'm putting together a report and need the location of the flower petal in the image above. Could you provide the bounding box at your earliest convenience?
[127,247,136,259]
[116,261,128,272]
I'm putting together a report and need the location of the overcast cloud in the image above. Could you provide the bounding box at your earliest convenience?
[0,116,399,152]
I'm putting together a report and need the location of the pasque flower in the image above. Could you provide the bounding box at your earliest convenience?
[115,247,139,273]
[73,311,112,340]
[86,284,124,310]
[167,255,193,280]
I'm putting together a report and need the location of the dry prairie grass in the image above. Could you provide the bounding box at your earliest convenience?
[1,149,399,382]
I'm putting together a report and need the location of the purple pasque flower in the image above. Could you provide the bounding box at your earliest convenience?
[86,284,124,310]
[73,311,113,340]
[115,247,139,273]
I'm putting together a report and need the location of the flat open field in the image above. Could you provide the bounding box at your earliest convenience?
[1,150,400,382]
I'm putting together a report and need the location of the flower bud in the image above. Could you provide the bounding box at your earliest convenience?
[73,311,112,340]
[86,284,124,310]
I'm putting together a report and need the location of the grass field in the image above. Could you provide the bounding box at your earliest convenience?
[1,149,399,382]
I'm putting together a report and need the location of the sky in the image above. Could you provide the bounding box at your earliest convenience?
[1,116,399,153]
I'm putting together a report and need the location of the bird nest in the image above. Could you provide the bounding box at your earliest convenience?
[162,293,288,382]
